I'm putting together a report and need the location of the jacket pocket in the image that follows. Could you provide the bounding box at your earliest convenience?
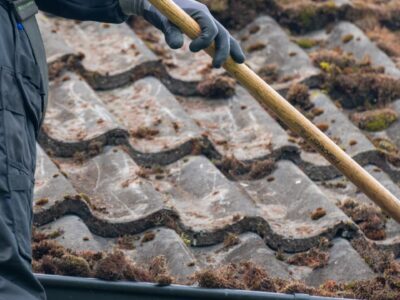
[0,65,43,191]
[0,64,43,261]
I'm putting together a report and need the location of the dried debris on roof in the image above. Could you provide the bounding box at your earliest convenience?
[33,1,400,299]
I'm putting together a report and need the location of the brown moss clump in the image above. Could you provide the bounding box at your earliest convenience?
[311,49,400,108]
[351,237,393,274]
[149,256,174,286]
[247,42,267,53]
[199,0,275,29]
[342,34,354,44]
[276,0,342,34]
[222,232,241,250]
[35,198,49,206]
[117,235,136,250]
[258,64,279,83]
[32,227,64,243]
[197,262,339,296]
[339,199,387,240]
[56,254,92,277]
[215,156,275,180]
[280,281,317,295]
[94,251,128,281]
[372,137,400,167]
[32,240,66,260]
[197,262,274,291]
[351,108,398,132]
[310,207,327,220]
[136,166,166,179]
[196,75,236,98]
[123,263,152,282]
[32,228,174,285]
[141,231,156,244]
[367,26,400,64]
[348,237,400,299]
[287,247,330,270]
[316,123,330,132]
[131,127,160,140]
[286,83,314,111]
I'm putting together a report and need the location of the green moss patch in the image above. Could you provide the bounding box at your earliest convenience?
[311,49,400,108]
[351,108,398,131]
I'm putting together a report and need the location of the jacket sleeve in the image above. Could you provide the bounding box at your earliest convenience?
[35,0,128,23]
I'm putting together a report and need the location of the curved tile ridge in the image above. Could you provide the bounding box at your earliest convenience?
[319,165,400,258]
[34,146,356,252]
[34,144,77,223]
[40,17,159,90]
[40,217,199,283]
[193,234,375,287]
[36,13,82,79]
[237,15,321,89]
[39,215,375,288]
[239,160,356,251]
[177,86,397,183]
[39,72,128,157]
[147,156,356,251]
[97,77,205,166]
[55,146,172,223]
[177,86,297,163]
[294,91,389,181]
[38,15,223,97]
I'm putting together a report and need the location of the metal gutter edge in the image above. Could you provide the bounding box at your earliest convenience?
[37,274,356,300]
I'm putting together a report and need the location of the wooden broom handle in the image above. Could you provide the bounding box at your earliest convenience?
[148,0,400,223]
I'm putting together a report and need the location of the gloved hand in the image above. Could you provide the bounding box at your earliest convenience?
[120,0,245,68]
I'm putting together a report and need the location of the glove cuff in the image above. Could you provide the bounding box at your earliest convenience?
[119,0,147,15]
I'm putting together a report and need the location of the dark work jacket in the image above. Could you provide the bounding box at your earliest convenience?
[36,0,128,23]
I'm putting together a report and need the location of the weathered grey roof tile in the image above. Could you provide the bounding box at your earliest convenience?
[40,72,127,157]
[49,18,159,89]
[37,14,78,66]
[98,77,204,165]
[241,160,355,251]
[238,16,320,87]
[179,87,296,162]
[304,238,375,286]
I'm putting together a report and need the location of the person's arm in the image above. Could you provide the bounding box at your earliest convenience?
[120,0,245,68]
[35,0,127,23]
[36,0,245,68]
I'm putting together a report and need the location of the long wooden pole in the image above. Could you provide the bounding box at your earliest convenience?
[148,0,400,223]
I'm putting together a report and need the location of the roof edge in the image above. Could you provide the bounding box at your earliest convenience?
[36,274,356,300]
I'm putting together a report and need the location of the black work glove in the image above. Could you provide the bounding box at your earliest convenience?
[142,0,245,68]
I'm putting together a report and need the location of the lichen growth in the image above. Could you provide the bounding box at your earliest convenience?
[351,108,398,132]
[295,38,320,49]
[372,138,400,167]
[342,34,354,44]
